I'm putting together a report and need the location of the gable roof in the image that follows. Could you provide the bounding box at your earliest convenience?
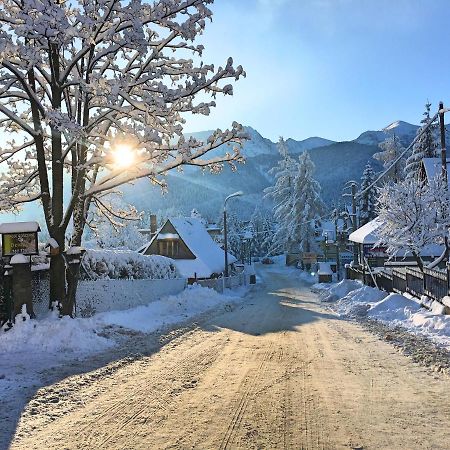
[140,217,236,278]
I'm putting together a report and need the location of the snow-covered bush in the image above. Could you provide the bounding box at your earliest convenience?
[82,250,179,280]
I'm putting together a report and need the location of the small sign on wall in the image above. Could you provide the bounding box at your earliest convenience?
[0,222,40,257]
[2,233,38,257]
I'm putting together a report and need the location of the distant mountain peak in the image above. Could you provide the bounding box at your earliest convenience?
[383,120,418,134]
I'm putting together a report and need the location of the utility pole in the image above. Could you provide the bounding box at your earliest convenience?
[343,181,359,267]
[439,101,449,263]
[439,101,447,184]
[334,212,340,281]
[351,182,359,266]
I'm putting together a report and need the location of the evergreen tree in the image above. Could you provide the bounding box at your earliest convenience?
[222,211,244,257]
[286,151,325,253]
[263,137,297,254]
[405,101,438,179]
[358,163,377,226]
[374,133,405,182]
[249,204,274,257]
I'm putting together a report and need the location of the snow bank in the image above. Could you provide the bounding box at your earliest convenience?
[408,312,450,339]
[82,249,179,280]
[368,294,421,322]
[314,280,450,348]
[334,285,387,317]
[313,279,362,302]
[98,284,241,333]
[0,308,112,355]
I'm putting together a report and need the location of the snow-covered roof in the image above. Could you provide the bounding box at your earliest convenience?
[0,221,40,234]
[170,217,236,278]
[142,217,236,278]
[422,158,450,187]
[348,217,383,244]
[318,262,333,275]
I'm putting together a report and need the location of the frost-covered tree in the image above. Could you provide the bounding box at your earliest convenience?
[94,220,146,250]
[263,137,296,254]
[0,0,246,315]
[376,176,450,271]
[220,211,243,257]
[286,151,325,253]
[374,133,405,182]
[405,101,438,179]
[249,204,274,257]
[358,163,377,226]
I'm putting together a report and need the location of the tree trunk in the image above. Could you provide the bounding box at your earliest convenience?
[49,229,66,310]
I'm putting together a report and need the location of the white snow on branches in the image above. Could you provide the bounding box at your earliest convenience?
[0,0,247,246]
[82,249,179,280]
[376,176,450,266]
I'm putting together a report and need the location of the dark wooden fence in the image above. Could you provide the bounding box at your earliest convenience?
[392,269,407,294]
[423,267,448,301]
[347,264,450,305]
[405,267,424,298]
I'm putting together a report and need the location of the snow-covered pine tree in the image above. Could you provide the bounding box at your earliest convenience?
[263,138,297,254]
[222,211,244,258]
[0,1,246,315]
[358,163,377,226]
[286,151,325,253]
[249,204,274,257]
[374,133,405,182]
[405,101,438,179]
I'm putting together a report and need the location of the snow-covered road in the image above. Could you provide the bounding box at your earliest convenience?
[6,265,450,450]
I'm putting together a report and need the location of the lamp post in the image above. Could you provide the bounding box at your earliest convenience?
[223,191,244,281]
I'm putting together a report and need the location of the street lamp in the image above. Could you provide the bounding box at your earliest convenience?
[223,191,243,280]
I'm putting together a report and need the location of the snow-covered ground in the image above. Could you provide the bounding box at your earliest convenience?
[0,284,248,423]
[313,280,450,350]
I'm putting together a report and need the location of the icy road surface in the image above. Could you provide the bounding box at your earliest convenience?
[8,265,450,450]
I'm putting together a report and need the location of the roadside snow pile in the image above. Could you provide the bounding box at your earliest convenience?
[316,280,450,349]
[334,285,387,317]
[82,249,179,280]
[99,284,241,333]
[368,294,421,322]
[408,311,450,339]
[0,307,112,355]
[313,279,362,302]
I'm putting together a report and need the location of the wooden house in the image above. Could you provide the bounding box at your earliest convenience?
[138,217,236,281]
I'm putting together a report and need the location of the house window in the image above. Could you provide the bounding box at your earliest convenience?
[158,240,180,258]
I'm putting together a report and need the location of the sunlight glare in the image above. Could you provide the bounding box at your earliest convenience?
[112,144,135,169]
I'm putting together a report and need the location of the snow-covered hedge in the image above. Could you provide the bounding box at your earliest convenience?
[82,249,179,280]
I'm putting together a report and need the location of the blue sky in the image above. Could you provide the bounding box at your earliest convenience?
[184,0,450,142]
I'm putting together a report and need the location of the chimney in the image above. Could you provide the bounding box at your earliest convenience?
[150,214,157,238]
